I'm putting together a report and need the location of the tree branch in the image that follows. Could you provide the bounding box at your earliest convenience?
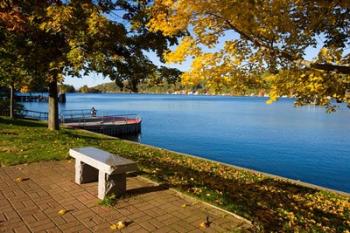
[205,11,350,74]
[308,62,350,74]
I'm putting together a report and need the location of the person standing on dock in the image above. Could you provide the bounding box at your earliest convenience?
[90,107,97,117]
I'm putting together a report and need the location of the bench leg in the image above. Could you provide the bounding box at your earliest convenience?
[98,171,127,200]
[75,160,98,184]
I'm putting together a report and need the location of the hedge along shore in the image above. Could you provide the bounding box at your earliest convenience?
[0,117,349,232]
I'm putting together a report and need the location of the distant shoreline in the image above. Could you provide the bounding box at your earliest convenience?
[18,91,288,99]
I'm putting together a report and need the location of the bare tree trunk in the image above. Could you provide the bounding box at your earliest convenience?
[9,82,15,119]
[48,77,59,130]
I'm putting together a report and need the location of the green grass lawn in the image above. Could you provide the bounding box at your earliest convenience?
[1,117,349,232]
[0,117,110,165]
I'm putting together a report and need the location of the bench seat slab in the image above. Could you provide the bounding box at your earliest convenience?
[69,147,137,174]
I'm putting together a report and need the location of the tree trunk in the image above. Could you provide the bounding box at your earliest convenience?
[9,82,15,119]
[48,77,59,130]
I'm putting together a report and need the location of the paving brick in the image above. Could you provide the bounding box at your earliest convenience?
[41,226,62,233]
[12,225,31,233]
[0,161,252,233]
[122,223,143,232]
[152,227,174,233]
[50,216,66,226]
[62,224,88,233]
[139,221,158,231]
[28,219,56,232]
[79,216,97,228]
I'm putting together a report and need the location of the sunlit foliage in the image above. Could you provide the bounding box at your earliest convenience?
[148,0,350,110]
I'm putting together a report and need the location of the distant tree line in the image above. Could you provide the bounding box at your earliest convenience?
[58,84,75,93]
[78,85,100,93]
[74,65,182,94]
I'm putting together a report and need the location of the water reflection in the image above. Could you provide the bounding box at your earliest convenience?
[118,133,141,143]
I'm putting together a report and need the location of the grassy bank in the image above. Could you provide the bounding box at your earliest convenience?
[0,117,349,232]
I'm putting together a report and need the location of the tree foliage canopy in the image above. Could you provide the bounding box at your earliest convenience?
[0,0,179,90]
[148,0,350,110]
[0,0,182,128]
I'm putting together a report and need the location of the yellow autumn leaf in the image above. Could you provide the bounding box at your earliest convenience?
[199,221,209,228]
[57,209,67,216]
[110,221,126,230]
[15,177,23,182]
[110,224,117,230]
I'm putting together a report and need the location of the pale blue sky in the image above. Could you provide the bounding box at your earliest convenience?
[63,50,193,88]
[64,32,323,88]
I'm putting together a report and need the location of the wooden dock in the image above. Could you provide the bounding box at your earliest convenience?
[18,109,141,137]
[63,115,142,137]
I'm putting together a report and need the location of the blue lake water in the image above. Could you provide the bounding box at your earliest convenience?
[24,93,350,193]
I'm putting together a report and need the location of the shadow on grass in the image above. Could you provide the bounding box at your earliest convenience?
[126,171,144,177]
[0,117,46,128]
[132,157,346,232]
[62,130,116,141]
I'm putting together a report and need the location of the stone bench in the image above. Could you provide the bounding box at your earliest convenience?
[69,147,138,199]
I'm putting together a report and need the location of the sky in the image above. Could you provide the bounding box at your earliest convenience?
[64,31,324,89]
[63,50,192,88]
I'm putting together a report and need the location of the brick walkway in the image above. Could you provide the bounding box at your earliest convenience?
[0,161,252,233]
